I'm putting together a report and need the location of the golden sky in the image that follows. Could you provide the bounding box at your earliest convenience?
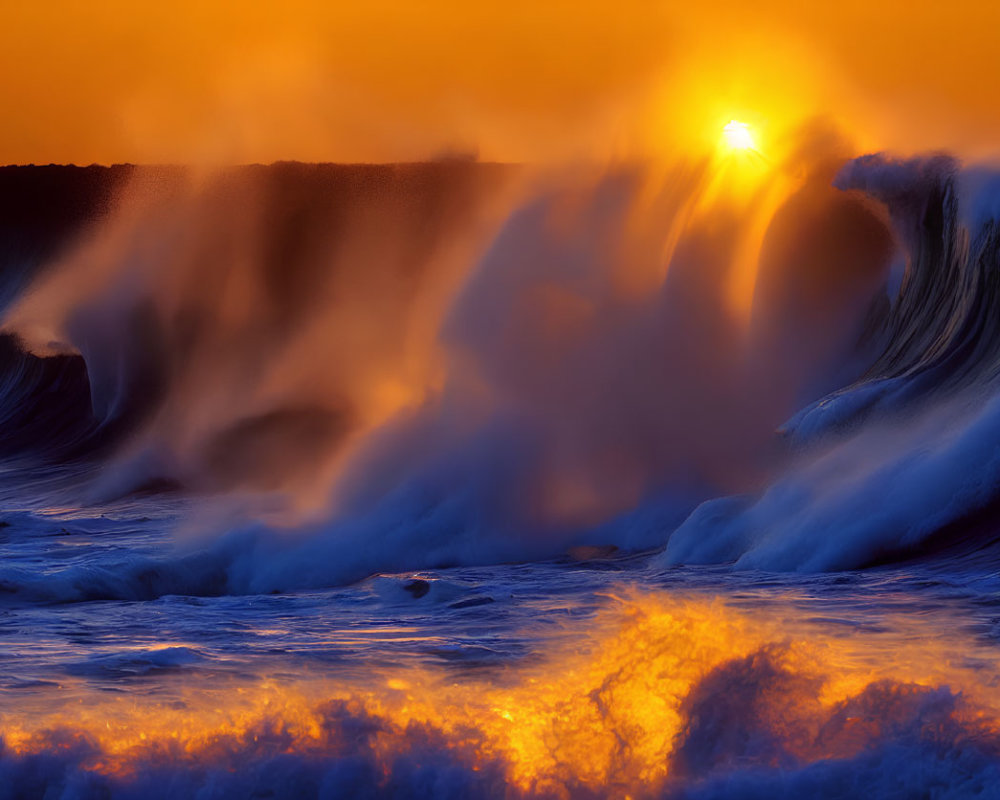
[3,0,999,164]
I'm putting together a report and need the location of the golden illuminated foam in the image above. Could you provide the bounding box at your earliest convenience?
[2,592,998,796]
[722,120,755,151]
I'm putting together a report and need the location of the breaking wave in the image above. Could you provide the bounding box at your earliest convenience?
[4,144,1000,589]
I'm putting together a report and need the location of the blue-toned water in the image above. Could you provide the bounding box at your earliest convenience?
[4,496,1000,799]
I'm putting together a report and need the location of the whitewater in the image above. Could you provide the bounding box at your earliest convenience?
[4,144,1000,798]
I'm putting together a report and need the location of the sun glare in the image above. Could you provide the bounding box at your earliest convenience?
[722,120,755,151]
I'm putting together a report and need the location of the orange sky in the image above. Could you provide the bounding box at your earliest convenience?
[3,0,999,164]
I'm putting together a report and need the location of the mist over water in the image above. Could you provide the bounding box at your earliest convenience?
[0,130,906,587]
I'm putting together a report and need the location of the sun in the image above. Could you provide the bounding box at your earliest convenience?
[722,120,755,151]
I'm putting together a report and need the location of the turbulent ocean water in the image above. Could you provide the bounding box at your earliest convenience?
[4,151,1000,798]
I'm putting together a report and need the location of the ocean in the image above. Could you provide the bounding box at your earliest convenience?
[2,154,1000,799]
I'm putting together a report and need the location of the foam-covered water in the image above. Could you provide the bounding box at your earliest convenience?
[5,500,1000,798]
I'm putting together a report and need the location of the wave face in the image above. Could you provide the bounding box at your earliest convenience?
[662,155,1000,571]
[0,166,135,459]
